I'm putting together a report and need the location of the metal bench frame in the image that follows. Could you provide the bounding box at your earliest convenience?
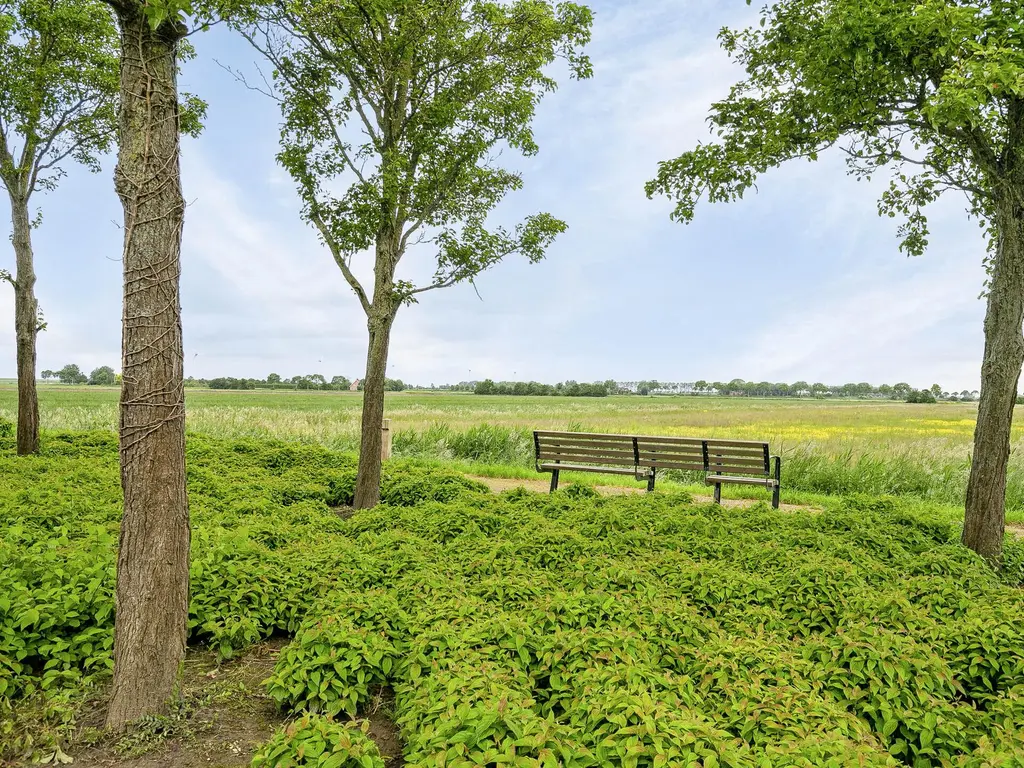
[534,430,782,508]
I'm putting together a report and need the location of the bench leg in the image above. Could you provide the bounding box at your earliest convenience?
[713,482,721,505]
[550,469,560,493]
[647,468,656,493]
[772,456,781,509]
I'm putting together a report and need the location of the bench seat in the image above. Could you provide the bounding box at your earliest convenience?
[535,430,781,508]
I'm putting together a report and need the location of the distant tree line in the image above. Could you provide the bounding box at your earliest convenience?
[474,379,617,397]
[41,364,118,386]
[689,380,976,402]
[183,373,407,393]
[467,377,978,402]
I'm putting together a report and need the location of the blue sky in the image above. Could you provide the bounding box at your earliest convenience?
[0,0,990,390]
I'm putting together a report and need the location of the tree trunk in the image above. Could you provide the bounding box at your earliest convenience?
[105,4,190,732]
[9,192,39,455]
[354,308,395,509]
[964,189,1024,566]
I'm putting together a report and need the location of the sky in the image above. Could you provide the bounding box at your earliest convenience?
[0,0,992,391]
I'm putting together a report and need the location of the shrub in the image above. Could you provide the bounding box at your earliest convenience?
[4,431,1024,766]
[264,616,399,717]
[251,714,385,768]
[325,465,488,507]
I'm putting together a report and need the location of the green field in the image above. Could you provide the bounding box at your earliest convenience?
[2,384,1021,514]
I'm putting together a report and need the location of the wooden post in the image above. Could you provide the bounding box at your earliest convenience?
[381,419,392,462]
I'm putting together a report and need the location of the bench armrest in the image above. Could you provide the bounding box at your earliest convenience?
[771,455,782,484]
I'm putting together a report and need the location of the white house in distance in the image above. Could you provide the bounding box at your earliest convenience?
[617,382,696,394]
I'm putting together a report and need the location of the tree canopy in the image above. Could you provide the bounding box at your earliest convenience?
[648,0,1023,255]
[0,0,118,198]
[646,0,1024,565]
[242,0,593,309]
[238,0,593,507]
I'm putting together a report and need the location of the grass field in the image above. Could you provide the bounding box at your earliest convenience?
[3,384,1020,514]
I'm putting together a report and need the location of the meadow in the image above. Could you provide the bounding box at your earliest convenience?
[2,384,1020,513]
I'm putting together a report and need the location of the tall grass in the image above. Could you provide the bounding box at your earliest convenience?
[5,386,1024,511]
[394,423,534,465]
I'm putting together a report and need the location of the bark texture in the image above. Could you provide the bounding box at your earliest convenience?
[354,311,394,508]
[10,192,39,455]
[964,188,1024,566]
[353,232,400,510]
[105,4,190,731]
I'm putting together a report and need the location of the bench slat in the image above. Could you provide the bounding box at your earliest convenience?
[705,444,768,455]
[538,450,636,464]
[640,460,707,471]
[539,462,639,475]
[705,439,770,450]
[537,438,634,449]
[537,431,708,446]
[706,457,769,469]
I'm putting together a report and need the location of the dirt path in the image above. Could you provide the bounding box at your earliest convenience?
[469,475,818,513]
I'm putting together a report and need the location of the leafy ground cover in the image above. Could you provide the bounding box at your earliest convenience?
[4,386,1024,515]
[2,430,1023,766]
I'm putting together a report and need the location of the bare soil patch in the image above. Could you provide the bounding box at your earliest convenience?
[52,639,405,768]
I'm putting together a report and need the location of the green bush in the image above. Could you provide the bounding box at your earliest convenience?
[0,417,13,439]
[265,616,399,717]
[325,464,488,507]
[251,714,385,768]
[3,431,1024,766]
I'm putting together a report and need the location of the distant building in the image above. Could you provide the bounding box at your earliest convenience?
[350,379,361,391]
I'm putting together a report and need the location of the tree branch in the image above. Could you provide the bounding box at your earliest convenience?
[308,207,372,315]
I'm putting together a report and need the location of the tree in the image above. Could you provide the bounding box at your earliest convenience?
[908,389,938,404]
[931,384,944,399]
[98,0,217,731]
[330,375,350,391]
[648,0,1024,564]
[694,379,709,394]
[267,372,281,384]
[40,369,54,380]
[55,363,87,384]
[0,1,118,455]
[240,0,592,508]
[893,382,913,400]
[88,365,117,386]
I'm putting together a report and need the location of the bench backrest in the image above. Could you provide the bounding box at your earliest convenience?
[534,431,638,467]
[535,431,771,476]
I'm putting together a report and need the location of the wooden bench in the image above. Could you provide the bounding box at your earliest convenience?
[533,431,782,508]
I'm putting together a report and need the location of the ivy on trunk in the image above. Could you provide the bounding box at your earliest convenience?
[647,0,1024,567]
[238,0,593,508]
